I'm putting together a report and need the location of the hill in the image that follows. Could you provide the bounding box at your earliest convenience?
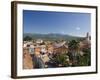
[23,33,85,41]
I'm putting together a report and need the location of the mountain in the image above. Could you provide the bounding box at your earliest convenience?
[23,33,85,41]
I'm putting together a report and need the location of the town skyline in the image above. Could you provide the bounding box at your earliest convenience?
[23,10,91,37]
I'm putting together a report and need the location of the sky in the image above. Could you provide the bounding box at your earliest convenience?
[23,10,91,37]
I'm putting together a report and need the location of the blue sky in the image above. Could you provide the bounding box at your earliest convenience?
[23,10,91,37]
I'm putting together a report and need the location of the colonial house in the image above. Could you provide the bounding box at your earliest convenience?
[54,45,68,54]
[79,40,90,49]
[53,42,68,54]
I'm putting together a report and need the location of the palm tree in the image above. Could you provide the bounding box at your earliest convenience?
[68,40,79,66]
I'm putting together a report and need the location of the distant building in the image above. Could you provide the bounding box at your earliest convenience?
[34,46,41,55]
[40,45,47,54]
[23,41,33,47]
[36,39,43,44]
[86,32,91,41]
[29,45,35,55]
[79,32,91,49]
[47,44,54,54]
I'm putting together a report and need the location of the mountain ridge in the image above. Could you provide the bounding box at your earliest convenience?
[23,33,85,41]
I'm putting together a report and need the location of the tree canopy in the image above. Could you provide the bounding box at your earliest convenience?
[23,36,32,41]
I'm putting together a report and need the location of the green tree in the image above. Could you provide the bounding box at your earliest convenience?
[68,40,79,66]
[79,48,91,66]
[23,36,32,41]
[53,53,69,67]
[68,40,79,51]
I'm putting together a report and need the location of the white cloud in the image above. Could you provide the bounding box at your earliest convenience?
[76,27,80,30]
[61,31,66,34]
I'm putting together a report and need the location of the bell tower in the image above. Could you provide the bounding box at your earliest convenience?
[86,32,90,41]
